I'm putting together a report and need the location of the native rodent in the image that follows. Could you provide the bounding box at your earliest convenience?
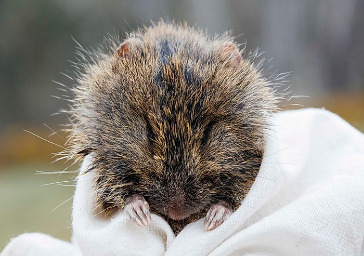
[66,22,279,234]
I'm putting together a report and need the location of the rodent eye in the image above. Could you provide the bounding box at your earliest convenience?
[201,121,215,146]
[145,119,155,143]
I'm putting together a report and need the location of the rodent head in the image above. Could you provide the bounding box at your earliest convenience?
[68,22,278,220]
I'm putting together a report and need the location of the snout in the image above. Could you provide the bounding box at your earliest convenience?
[166,193,190,220]
[168,207,190,220]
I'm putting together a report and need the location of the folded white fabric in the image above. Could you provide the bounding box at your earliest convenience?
[0,233,81,256]
[2,108,364,256]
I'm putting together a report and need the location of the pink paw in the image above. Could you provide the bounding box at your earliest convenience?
[204,201,232,231]
[125,195,151,226]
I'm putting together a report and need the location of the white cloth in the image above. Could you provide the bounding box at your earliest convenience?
[2,108,364,256]
[0,233,81,256]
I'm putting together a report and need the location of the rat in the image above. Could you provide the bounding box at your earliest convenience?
[66,21,279,234]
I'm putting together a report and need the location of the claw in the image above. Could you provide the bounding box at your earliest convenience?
[125,195,151,226]
[204,201,232,231]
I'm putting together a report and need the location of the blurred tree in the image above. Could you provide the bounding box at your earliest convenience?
[0,0,79,131]
[317,0,356,91]
[0,0,363,138]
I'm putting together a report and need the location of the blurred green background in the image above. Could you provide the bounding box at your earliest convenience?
[1,0,363,250]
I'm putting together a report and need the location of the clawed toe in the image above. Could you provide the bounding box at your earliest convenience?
[204,201,232,231]
[125,195,151,226]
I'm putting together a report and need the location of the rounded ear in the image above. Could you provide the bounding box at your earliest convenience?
[116,41,131,57]
[116,38,142,58]
[218,42,242,66]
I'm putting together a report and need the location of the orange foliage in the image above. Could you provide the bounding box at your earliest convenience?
[284,93,364,132]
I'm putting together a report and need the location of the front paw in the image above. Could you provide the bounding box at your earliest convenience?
[204,201,232,231]
[125,195,151,226]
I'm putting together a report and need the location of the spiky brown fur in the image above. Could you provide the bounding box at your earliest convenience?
[67,21,279,234]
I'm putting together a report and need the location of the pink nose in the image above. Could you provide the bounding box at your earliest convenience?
[168,208,189,220]
[166,191,189,220]
[167,199,189,220]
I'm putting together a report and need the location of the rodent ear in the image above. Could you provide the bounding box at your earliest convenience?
[116,38,142,58]
[116,41,131,57]
[218,42,242,66]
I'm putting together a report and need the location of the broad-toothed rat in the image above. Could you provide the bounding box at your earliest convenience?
[66,21,279,234]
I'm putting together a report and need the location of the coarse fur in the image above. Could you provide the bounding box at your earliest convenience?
[66,21,279,234]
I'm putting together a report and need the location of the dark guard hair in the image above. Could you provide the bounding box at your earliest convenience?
[66,21,279,233]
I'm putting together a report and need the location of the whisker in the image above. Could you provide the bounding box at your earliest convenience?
[92,204,115,218]
[41,180,75,186]
[51,159,79,177]
[35,170,75,175]
[43,123,64,140]
[51,196,74,213]
[23,129,66,149]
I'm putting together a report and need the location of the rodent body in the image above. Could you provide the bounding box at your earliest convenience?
[67,22,278,234]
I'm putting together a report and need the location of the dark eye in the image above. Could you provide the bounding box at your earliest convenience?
[145,119,155,143]
[77,148,93,156]
[201,121,215,146]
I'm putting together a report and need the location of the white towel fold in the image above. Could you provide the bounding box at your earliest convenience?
[2,108,364,256]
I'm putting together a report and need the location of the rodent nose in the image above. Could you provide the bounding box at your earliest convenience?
[167,193,189,220]
[168,207,189,220]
